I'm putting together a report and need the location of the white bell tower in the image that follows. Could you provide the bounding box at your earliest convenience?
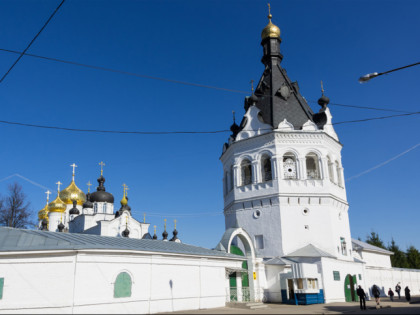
[221,15,353,261]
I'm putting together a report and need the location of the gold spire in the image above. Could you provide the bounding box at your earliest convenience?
[174,219,177,229]
[164,218,167,231]
[87,181,92,193]
[143,213,146,223]
[56,181,62,193]
[120,184,128,206]
[261,3,281,40]
[99,161,105,176]
[321,80,325,95]
[250,79,254,92]
[154,225,157,234]
[38,190,51,221]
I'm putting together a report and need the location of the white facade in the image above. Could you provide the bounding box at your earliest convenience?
[0,247,243,314]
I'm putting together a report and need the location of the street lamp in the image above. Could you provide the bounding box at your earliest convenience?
[359,61,420,83]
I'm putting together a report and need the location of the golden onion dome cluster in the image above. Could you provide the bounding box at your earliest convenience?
[59,180,86,205]
[38,204,49,220]
[48,195,67,213]
[261,14,280,40]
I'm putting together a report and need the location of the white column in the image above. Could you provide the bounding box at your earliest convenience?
[252,161,259,184]
[272,155,280,180]
[298,158,306,180]
[233,165,240,188]
[320,157,328,180]
[48,212,61,232]
[236,272,243,302]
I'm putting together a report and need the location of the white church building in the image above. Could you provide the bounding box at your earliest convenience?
[1,9,420,314]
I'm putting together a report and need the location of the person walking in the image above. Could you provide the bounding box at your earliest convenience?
[405,286,411,302]
[372,285,381,308]
[395,283,401,299]
[357,285,367,310]
[388,288,394,301]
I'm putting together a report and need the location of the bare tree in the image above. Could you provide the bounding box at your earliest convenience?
[0,182,33,228]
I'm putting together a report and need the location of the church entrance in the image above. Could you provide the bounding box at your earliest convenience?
[344,274,358,302]
[229,244,250,302]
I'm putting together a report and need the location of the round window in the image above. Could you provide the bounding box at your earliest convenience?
[302,208,310,216]
[253,210,261,219]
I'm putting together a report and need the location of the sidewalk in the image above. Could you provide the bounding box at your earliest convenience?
[163,296,420,314]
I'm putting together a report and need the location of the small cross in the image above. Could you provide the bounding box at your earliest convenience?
[164,218,167,230]
[143,213,146,223]
[232,110,236,123]
[321,80,325,95]
[250,79,254,92]
[122,183,128,197]
[70,163,77,177]
[86,181,92,193]
[56,181,62,192]
[99,161,105,176]
[45,190,51,203]
[174,219,177,229]
[268,3,271,18]
[154,225,156,234]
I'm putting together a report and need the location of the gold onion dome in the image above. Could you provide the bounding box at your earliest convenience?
[38,204,49,220]
[120,195,128,206]
[60,180,86,206]
[48,195,67,213]
[261,13,280,40]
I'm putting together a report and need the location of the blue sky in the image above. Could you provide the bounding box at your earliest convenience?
[0,0,419,250]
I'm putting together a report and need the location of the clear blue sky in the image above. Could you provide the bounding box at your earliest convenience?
[0,0,419,250]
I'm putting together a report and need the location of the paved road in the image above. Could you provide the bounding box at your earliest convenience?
[162,297,420,314]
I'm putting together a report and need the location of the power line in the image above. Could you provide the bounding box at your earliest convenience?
[0,0,66,84]
[0,111,418,135]
[346,143,420,182]
[0,48,416,115]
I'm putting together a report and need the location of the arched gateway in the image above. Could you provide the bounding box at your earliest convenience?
[216,228,260,302]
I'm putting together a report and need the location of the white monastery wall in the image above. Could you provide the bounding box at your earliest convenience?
[0,250,242,314]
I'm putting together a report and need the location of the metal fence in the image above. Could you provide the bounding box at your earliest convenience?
[227,287,266,303]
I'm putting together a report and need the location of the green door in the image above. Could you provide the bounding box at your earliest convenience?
[344,274,358,302]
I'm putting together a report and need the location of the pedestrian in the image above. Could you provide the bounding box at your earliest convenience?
[388,288,394,301]
[395,283,401,299]
[372,285,381,307]
[357,285,367,310]
[405,286,411,302]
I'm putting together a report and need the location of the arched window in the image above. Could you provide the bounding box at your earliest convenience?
[306,153,320,179]
[283,153,297,179]
[328,157,335,183]
[103,203,107,213]
[114,272,132,298]
[336,161,342,186]
[241,159,252,186]
[229,165,234,191]
[94,203,98,214]
[261,155,272,182]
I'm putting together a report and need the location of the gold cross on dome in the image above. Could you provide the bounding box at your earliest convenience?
[174,219,177,229]
[250,79,254,92]
[45,190,51,203]
[99,161,105,176]
[56,181,62,192]
[164,218,167,230]
[70,163,77,178]
[143,213,146,223]
[268,3,271,18]
[122,183,128,197]
[321,80,325,95]
[86,181,92,193]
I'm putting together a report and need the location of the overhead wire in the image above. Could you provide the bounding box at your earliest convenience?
[0,0,66,84]
[0,111,419,135]
[0,48,416,114]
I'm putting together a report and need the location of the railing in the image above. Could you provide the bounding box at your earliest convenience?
[227,287,267,303]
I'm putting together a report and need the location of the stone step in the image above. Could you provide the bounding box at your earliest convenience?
[249,304,268,309]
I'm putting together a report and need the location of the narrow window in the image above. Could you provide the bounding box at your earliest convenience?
[241,159,252,186]
[0,278,4,299]
[94,203,98,214]
[255,235,264,249]
[340,237,347,256]
[333,271,340,281]
[307,278,318,289]
[358,274,362,280]
[114,272,132,298]
[261,155,272,182]
[283,153,297,179]
[297,278,304,289]
[306,153,320,179]
[224,171,229,195]
[103,203,107,213]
